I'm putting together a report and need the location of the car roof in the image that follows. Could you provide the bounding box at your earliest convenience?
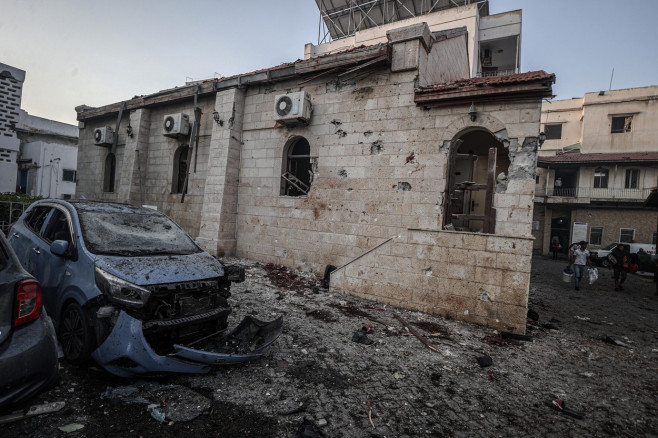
[36,200,162,216]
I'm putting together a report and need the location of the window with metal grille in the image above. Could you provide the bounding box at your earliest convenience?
[172,146,189,194]
[281,137,313,197]
[589,226,603,245]
[619,228,635,243]
[625,168,639,189]
[611,115,632,133]
[62,169,76,182]
[544,123,562,140]
[593,167,608,188]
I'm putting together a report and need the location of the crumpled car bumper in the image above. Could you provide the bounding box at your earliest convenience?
[91,311,283,377]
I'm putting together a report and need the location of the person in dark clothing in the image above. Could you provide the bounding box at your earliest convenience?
[609,243,630,291]
[551,239,560,260]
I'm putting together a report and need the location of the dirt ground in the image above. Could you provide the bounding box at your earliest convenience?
[3,256,657,437]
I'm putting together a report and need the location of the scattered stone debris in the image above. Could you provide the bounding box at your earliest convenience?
[476,356,493,368]
[500,331,533,342]
[0,401,66,425]
[411,320,451,338]
[277,402,307,416]
[482,334,516,346]
[58,423,85,433]
[305,309,338,322]
[295,418,325,438]
[351,327,374,345]
[264,263,317,292]
[600,336,632,348]
[546,399,585,419]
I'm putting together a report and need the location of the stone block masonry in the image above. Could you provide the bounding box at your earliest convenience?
[331,229,533,333]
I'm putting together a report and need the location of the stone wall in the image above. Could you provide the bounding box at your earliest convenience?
[330,229,533,333]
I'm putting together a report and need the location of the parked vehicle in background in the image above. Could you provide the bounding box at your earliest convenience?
[590,242,656,267]
[8,200,282,377]
[0,231,59,409]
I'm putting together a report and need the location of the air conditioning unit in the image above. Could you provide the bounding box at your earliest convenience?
[163,113,191,137]
[93,126,114,146]
[274,92,312,125]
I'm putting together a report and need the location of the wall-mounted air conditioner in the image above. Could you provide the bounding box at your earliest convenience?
[274,91,312,125]
[163,113,191,137]
[93,126,114,146]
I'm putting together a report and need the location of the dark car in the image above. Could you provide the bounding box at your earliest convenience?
[8,200,282,377]
[0,230,59,409]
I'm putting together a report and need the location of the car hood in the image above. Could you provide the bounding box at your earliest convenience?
[94,252,224,286]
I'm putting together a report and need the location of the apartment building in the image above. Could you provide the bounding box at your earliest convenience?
[533,86,658,255]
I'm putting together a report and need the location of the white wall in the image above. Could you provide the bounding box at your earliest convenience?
[21,142,77,198]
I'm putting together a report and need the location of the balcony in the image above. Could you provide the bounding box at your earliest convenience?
[535,187,651,202]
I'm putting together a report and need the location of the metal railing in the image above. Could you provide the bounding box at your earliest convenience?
[0,201,31,235]
[535,187,651,200]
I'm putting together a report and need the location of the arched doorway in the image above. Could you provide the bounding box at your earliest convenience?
[445,129,509,233]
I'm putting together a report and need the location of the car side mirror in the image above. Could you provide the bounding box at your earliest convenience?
[51,240,70,257]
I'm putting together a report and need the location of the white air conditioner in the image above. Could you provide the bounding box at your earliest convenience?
[93,126,114,146]
[163,113,191,137]
[274,91,312,125]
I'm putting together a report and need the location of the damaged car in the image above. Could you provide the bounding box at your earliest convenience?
[8,200,282,377]
[0,231,59,408]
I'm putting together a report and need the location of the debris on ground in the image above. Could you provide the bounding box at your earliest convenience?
[264,263,318,292]
[476,356,493,368]
[600,336,632,348]
[351,327,374,345]
[305,309,338,322]
[394,314,441,353]
[277,402,307,416]
[295,418,325,438]
[58,423,85,433]
[500,331,533,342]
[410,320,452,338]
[0,401,66,425]
[482,334,517,346]
[546,398,585,419]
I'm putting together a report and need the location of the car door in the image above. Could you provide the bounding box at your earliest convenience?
[8,205,52,274]
[36,207,76,316]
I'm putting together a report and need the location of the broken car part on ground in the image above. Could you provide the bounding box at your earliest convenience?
[7,200,282,376]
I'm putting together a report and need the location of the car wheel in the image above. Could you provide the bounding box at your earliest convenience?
[60,302,95,365]
[600,259,609,268]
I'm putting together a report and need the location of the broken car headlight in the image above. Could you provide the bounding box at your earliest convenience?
[94,267,151,308]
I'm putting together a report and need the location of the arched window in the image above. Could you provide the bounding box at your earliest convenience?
[593,167,608,188]
[172,146,189,194]
[281,137,312,196]
[103,153,116,193]
[445,129,508,234]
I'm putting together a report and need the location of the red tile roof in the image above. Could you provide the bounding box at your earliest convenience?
[538,151,658,164]
[417,70,555,92]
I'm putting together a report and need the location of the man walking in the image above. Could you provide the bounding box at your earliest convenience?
[570,241,592,291]
[609,243,630,291]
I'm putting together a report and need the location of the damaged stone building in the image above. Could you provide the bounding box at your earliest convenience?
[75,1,554,333]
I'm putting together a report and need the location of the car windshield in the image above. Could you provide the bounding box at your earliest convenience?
[78,210,201,256]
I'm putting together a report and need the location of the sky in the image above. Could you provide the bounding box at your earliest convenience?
[1,0,657,125]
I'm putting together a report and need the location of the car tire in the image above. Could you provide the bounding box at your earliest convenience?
[60,302,95,365]
[600,259,609,268]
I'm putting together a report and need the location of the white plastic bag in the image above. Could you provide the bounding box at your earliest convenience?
[588,267,599,285]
